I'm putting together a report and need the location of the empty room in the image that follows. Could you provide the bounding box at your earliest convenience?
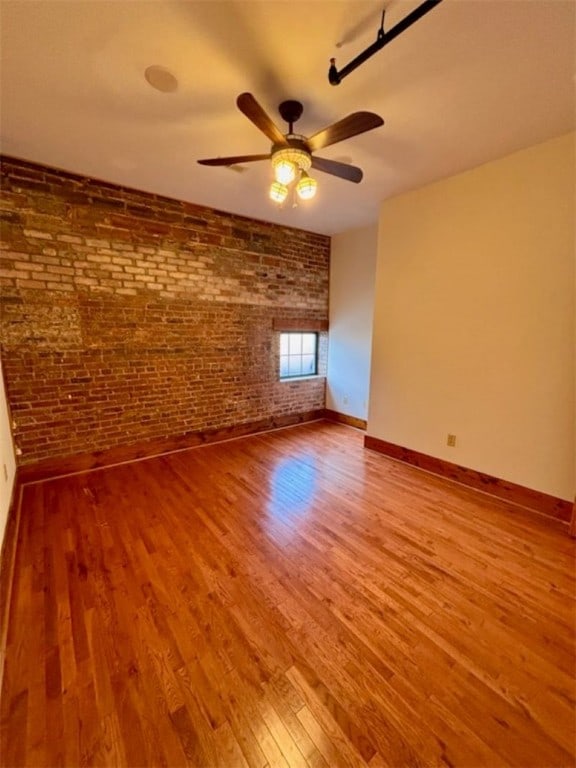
[0,1,574,766]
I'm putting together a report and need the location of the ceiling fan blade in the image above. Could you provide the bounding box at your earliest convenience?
[311,156,363,183]
[237,93,288,146]
[197,154,270,166]
[306,112,383,152]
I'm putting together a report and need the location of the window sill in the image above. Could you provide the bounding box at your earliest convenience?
[279,375,325,383]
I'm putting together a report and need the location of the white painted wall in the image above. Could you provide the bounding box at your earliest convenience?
[0,358,17,553]
[369,132,575,500]
[327,224,377,421]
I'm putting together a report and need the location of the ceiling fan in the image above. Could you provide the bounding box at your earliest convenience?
[198,93,384,203]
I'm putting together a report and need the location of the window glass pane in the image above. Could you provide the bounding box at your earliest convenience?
[288,334,302,354]
[288,356,302,376]
[302,334,316,354]
[280,357,290,377]
[301,354,315,375]
[280,334,289,354]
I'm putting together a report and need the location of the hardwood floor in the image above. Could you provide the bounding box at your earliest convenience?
[1,420,574,767]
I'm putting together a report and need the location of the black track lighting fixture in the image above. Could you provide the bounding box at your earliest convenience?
[328,0,444,86]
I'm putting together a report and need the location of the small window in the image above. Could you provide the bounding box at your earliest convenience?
[280,332,318,379]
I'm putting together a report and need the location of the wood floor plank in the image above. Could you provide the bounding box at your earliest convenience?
[221,680,270,768]
[264,676,329,768]
[1,421,574,767]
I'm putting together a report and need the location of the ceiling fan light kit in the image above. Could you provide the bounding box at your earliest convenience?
[269,181,289,204]
[197,93,384,209]
[272,154,297,185]
[271,143,316,203]
[296,172,318,201]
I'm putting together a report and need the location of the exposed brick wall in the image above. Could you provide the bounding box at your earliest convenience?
[0,157,329,465]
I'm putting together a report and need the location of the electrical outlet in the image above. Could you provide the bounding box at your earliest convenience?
[343,395,349,405]
[447,434,456,447]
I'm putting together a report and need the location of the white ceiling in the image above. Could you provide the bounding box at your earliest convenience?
[1,0,574,235]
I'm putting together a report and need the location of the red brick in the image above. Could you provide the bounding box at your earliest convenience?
[1,155,329,465]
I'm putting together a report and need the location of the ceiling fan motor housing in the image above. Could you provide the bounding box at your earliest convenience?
[278,100,304,129]
[272,135,310,157]
[271,140,312,178]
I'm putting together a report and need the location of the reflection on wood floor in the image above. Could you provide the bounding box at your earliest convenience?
[1,420,575,767]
